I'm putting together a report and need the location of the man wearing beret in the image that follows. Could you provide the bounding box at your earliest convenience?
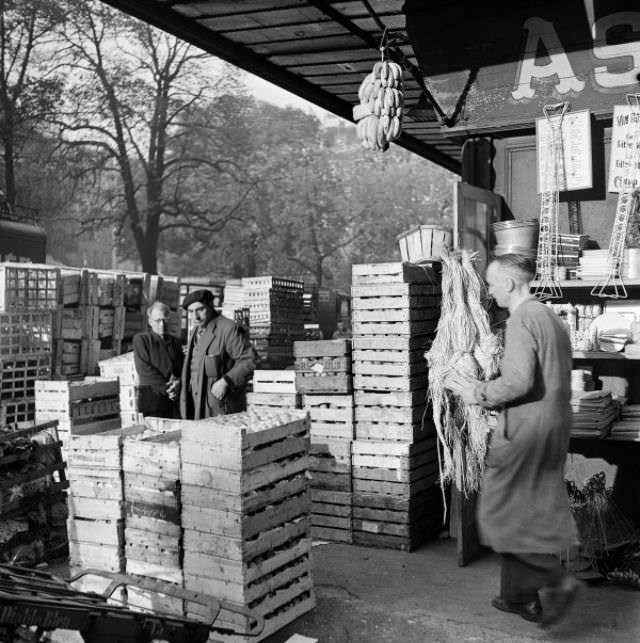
[180,289,255,419]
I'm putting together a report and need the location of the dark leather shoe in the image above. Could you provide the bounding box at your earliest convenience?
[539,574,581,628]
[491,596,542,623]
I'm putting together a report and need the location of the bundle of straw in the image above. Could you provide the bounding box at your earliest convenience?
[425,248,502,496]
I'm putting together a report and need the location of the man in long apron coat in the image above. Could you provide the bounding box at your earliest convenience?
[180,289,255,419]
[455,254,580,627]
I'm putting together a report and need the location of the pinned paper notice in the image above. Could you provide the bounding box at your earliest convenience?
[285,636,318,643]
[310,361,324,375]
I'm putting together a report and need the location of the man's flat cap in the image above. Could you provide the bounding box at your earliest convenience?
[182,289,214,309]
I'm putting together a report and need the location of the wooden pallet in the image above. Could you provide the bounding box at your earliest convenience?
[246,391,302,409]
[251,369,297,394]
[351,262,440,286]
[303,394,354,441]
[0,262,59,311]
[0,311,53,357]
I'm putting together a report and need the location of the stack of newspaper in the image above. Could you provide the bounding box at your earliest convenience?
[609,404,640,441]
[571,390,618,438]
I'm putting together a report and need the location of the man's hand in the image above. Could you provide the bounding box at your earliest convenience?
[445,372,480,405]
[166,375,180,400]
[211,378,229,400]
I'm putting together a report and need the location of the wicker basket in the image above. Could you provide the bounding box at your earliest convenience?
[397,225,452,263]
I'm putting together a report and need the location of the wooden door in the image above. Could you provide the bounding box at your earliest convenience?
[453,182,503,276]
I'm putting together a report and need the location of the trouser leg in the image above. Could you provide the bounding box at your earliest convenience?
[501,553,565,603]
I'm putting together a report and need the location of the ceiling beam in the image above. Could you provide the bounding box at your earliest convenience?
[98,0,461,173]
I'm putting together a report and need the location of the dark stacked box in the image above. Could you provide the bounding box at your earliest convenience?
[295,339,354,544]
[0,421,69,565]
[0,262,57,425]
[243,277,305,369]
[350,261,443,551]
[56,268,126,376]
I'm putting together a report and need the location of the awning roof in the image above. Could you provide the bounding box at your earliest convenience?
[99,0,463,174]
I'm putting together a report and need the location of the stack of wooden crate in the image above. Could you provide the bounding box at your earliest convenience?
[246,369,301,411]
[66,427,128,589]
[294,339,354,544]
[123,424,184,616]
[99,351,143,427]
[181,408,315,641]
[0,421,69,565]
[56,268,126,376]
[34,378,121,457]
[0,262,57,426]
[350,262,443,551]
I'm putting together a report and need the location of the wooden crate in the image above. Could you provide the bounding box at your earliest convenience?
[351,282,441,301]
[310,489,352,543]
[294,339,352,394]
[351,319,438,337]
[246,391,301,410]
[0,310,53,357]
[251,369,297,394]
[308,439,351,492]
[351,437,439,495]
[0,262,59,311]
[351,262,439,286]
[352,486,444,551]
[99,350,138,386]
[351,335,431,353]
[0,353,51,401]
[353,372,428,392]
[303,394,354,441]
[180,409,315,641]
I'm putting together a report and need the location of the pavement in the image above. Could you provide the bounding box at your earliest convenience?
[263,537,640,643]
[39,534,640,642]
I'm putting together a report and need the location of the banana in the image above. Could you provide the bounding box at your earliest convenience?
[389,62,402,84]
[381,114,390,137]
[380,60,388,86]
[356,117,366,141]
[373,61,383,77]
[358,73,374,102]
[395,105,403,119]
[376,117,386,149]
[383,88,392,114]
[366,115,378,146]
[390,116,401,140]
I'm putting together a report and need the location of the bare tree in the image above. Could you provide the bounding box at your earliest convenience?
[0,0,64,210]
[55,0,251,272]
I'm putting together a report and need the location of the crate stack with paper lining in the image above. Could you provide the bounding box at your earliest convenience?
[99,351,143,427]
[350,261,442,551]
[56,268,126,377]
[0,421,69,565]
[294,339,354,543]
[0,262,57,426]
[181,409,315,641]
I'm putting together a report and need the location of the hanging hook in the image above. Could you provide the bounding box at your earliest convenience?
[379,26,388,61]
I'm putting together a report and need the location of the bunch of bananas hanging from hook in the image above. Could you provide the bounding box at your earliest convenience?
[353,58,404,152]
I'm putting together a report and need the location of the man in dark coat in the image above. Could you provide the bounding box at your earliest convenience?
[180,289,255,419]
[132,301,183,418]
[453,254,580,628]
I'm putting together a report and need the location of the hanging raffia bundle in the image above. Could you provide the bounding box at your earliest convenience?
[425,248,502,496]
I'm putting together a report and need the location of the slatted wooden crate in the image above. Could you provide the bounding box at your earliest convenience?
[351,437,439,497]
[123,429,184,617]
[251,369,297,394]
[293,339,351,394]
[309,439,351,492]
[352,485,444,551]
[303,394,354,441]
[0,353,51,402]
[35,377,120,450]
[351,282,441,305]
[66,425,147,585]
[351,262,440,286]
[0,310,53,357]
[181,409,315,642]
[246,391,302,410]
[310,488,352,543]
[0,397,35,427]
[99,351,140,426]
[354,390,433,442]
[0,262,60,311]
